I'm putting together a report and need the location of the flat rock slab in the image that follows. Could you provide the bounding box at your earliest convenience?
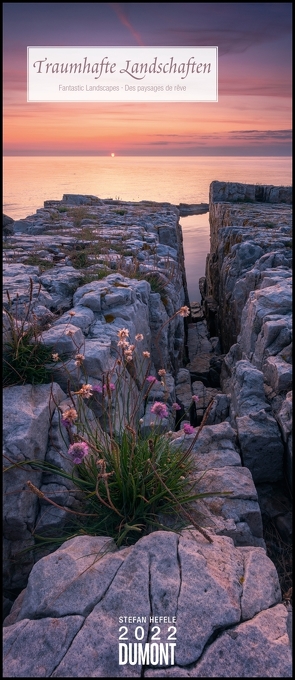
[3,530,287,677]
[145,605,291,677]
[187,353,211,378]
[3,616,84,678]
[194,465,258,501]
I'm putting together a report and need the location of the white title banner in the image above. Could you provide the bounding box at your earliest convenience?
[27,47,218,102]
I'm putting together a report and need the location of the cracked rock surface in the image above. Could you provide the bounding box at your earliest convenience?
[3,531,290,677]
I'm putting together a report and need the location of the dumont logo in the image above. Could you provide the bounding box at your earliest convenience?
[27,46,218,102]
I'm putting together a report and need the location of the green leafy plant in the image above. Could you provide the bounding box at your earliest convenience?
[69,249,90,268]
[19,394,219,550]
[68,206,94,228]
[79,268,111,285]
[23,255,54,271]
[41,429,213,548]
[3,281,54,386]
[4,303,230,560]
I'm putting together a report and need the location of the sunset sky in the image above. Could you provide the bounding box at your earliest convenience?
[3,2,292,156]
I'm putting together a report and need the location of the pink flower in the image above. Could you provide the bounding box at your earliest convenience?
[68,442,89,464]
[177,306,190,318]
[150,402,169,419]
[183,424,195,435]
[172,402,181,411]
[76,384,93,398]
[61,408,78,428]
[92,385,103,393]
[117,339,129,348]
[103,383,115,392]
[192,395,200,403]
[93,383,115,393]
[117,328,129,339]
[146,375,157,383]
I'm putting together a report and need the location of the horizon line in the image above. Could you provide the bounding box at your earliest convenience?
[4,153,292,158]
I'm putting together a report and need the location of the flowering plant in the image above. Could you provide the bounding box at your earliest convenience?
[5,299,226,551]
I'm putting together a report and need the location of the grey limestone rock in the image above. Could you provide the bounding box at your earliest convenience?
[205,393,230,424]
[239,280,292,360]
[53,305,95,333]
[3,616,84,677]
[229,359,284,483]
[16,535,120,620]
[3,263,53,314]
[61,193,103,205]
[3,213,14,237]
[236,411,284,483]
[264,355,292,393]
[3,531,288,677]
[277,391,292,480]
[230,359,269,418]
[82,338,112,376]
[145,605,291,677]
[175,368,192,414]
[39,322,85,355]
[3,383,66,591]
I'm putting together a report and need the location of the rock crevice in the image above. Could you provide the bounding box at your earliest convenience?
[2,185,292,676]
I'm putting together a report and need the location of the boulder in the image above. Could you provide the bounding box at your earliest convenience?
[175,368,192,418]
[39,323,85,356]
[264,355,292,393]
[3,214,14,237]
[145,605,291,677]
[3,531,287,677]
[3,383,66,592]
[61,193,103,205]
[236,411,284,483]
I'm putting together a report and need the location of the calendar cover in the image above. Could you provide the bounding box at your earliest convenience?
[3,3,292,677]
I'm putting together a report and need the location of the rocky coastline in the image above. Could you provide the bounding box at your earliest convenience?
[3,182,292,676]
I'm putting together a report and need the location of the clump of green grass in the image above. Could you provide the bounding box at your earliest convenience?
[145,272,167,295]
[79,269,111,285]
[68,207,93,228]
[20,394,217,549]
[3,329,53,386]
[3,281,54,386]
[69,250,90,269]
[5,305,230,563]
[79,227,101,240]
[23,255,54,271]
[67,430,204,547]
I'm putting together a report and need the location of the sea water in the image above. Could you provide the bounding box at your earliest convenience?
[3,156,292,302]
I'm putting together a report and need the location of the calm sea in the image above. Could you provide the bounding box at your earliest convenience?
[3,156,292,302]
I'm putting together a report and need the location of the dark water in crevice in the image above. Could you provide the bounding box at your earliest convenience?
[180,213,210,304]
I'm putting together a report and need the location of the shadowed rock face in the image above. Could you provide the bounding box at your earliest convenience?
[204,182,291,354]
[201,181,292,487]
[3,214,14,237]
